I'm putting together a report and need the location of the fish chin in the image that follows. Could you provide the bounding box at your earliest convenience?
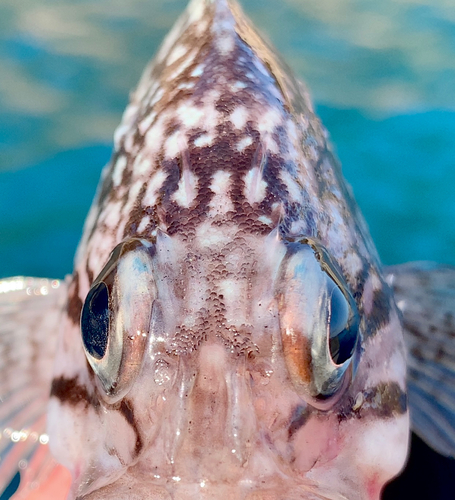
[77,474,350,500]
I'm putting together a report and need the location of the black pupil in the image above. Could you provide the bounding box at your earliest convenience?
[328,284,358,365]
[81,282,109,359]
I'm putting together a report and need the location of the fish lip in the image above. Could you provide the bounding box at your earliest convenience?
[75,480,347,500]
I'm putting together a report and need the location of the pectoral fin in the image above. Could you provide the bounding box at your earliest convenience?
[385,262,455,458]
[0,277,70,499]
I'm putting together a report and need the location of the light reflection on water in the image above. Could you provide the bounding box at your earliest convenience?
[2,0,455,170]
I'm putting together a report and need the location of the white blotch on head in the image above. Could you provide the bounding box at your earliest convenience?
[143,80,160,108]
[344,252,363,279]
[165,131,181,159]
[178,81,195,90]
[87,233,116,278]
[137,216,151,234]
[217,33,235,56]
[172,169,198,208]
[218,279,246,323]
[370,271,382,291]
[209,170,233,215]
[139,111,157,135]
[145,116,165,153]
[114,124,129,149]
[194,133,214,148]
[167,44,189,66]
[113,101,140,148]
[289,219,309,237]
[121,181,143,219]
[187,0,206,24]
[195,220,232,247]
[229,106,248,129]
[233,81,247,90]
[112,156,127,187]
[176,103,204,128]
[210,170,231,196]
[149,87,164,108]
[326,200,344,227]
[134,155,152,176]
[128,181,143,204]
[258,108,282,134]
[280,170,302,202]
[237,136,253,152]
[143,170,168,207]
[191,64,204,77]
[244,166,267,205]
[170,49,197,80]
[258,215,272,226]
[100,200,122,229]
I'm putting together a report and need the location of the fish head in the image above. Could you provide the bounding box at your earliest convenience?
[48,0,409,498]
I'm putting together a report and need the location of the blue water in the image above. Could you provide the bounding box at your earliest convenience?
[1,0,454,280]
[1,0,455,498]
[1,106,455,279]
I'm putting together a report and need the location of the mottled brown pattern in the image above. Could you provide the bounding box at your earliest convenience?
[338,382,407,422]
[50,376,99,409]
[67,271,83,325]
[367,287,392,331]
[119,399,143,457]
[288,405,311,439]
[45,3,411,498]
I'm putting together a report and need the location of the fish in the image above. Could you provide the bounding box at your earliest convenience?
[1,0,454,499]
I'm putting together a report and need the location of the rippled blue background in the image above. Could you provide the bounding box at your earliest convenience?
[1,0,455,280]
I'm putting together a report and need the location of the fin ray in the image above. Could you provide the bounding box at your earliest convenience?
[386,262,455,457]
[0,277,67,496]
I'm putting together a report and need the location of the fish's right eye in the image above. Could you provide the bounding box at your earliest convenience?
[327,278,359,366]
[81,281,109,359]
[81,239,157,403]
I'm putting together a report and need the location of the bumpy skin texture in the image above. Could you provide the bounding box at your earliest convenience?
[47,1,409,499]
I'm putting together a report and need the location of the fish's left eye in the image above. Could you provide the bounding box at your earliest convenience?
[81,239,157,403]
[277,238,361,407]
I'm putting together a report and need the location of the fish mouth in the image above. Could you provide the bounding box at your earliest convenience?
[76,474,348,500]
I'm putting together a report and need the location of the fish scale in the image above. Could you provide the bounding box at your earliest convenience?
[1,0,454,499]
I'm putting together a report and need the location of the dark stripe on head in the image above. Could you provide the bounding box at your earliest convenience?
[119,399,143,457]
[288,404,312,439]
[67,271,83,325]
[50,376,99,409]
[367,287,392,331]
[338,382,407,422]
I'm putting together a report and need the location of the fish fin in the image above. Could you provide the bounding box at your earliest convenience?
[0,277,70,498]
[385,262,455,458]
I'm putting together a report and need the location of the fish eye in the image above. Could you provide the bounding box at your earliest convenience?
[327,278,359,366]
[277,237,361,406]
[81,239,157,403]
[81,281,109,359]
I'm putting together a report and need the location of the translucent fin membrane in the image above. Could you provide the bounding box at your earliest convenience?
[386,262,455,457]
[0,277,67,497]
